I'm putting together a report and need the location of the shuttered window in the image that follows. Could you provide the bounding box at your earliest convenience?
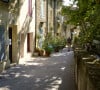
[0,25,5,61]
[28,0,32,17]
[40,0,45,18]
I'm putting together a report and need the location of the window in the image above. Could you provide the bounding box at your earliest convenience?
[40,0,45,18]
[28,0,32,17]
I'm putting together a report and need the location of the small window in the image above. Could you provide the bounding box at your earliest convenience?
[40,0,45,18]
[28,0,32,17]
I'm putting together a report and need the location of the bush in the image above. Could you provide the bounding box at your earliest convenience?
[42,33,54,54]
[42,33,66,53]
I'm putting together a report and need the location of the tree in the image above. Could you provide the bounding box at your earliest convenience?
[61,0,100,44]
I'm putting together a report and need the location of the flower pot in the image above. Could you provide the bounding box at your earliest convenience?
[44,51,51,57]
[39,50,44,56]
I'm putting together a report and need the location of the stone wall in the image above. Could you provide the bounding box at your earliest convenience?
[74,48,100,90]
[36,0,46,31]
[0,0,36,73]
[48,0,54,32]
[0,1,11,73]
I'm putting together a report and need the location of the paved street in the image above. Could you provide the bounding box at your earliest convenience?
[0,48,76,90]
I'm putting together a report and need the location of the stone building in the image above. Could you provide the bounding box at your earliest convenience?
[0,0,63,72]
[0,0,35,72]
[35,0,62,49]
[35,0,47,49]
[48,0,62,35]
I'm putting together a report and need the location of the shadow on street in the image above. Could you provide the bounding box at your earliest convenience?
[0,48,76,90]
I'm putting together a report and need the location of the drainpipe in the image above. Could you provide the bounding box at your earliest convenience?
[34,0,37,51]
[17,0,20,63]
[46,0,48,34]
[53,0,56,35]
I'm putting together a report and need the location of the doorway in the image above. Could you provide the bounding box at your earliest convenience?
[27,33,33,52]
[20,34,24,57]
[9,27,12,63]
[27,33,31,52]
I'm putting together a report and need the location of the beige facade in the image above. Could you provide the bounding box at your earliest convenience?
[0,1,16,72]
[35,0,47,48]
[36,0,47,32]
[18,0,35,59]
[0,0,63,72]
[0,0,35,72]
[35,0,63,49]
[48,0,54,33]
[48,0,62,35]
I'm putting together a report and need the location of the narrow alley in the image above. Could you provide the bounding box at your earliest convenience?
[0,48,76,90]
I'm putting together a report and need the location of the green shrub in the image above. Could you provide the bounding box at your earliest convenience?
[42,33,66,53]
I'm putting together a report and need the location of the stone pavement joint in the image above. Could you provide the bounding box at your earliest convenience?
[0,48,76,90]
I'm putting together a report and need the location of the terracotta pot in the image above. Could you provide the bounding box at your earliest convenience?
[44,51,51,57]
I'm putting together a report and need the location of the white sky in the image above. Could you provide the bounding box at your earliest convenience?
[63,0,73,6]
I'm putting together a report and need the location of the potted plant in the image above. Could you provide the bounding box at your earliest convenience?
[51,35,60,52]
[42,34,54,56]
[43,44,53,56]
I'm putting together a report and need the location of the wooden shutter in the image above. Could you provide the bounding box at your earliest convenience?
[0,25,5,61]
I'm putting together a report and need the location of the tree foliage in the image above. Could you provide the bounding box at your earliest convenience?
[61,0,100,44]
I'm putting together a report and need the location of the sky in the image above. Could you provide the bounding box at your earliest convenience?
[63,0,73,6]
[63,0,78,8]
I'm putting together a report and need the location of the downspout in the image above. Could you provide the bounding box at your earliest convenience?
[18,0,20,63]
[46,0,48,34]
[34,0,37,51]
[53,0,56,35]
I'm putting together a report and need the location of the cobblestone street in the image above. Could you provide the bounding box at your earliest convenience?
[0,48,76,90]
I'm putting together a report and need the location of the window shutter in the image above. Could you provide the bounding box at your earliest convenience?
[0,25,5,61]
[28,0,32,17]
